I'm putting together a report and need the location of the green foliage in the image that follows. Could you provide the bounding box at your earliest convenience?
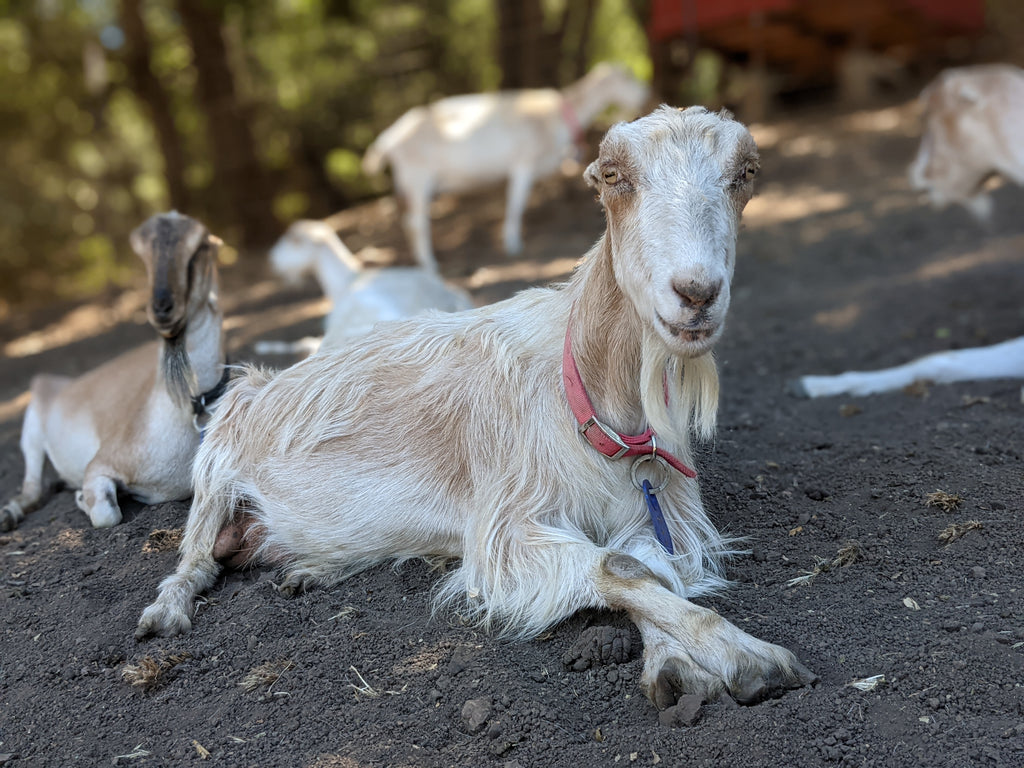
[0,0,651,309]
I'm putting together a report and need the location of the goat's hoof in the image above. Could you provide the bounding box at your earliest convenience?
[649,651,817,710]
[89,507,123,528]
[135,602,192,640]
[1,502,23,531]
[784,378,810,398]
[275,573,308,598]
[563,625,636,671]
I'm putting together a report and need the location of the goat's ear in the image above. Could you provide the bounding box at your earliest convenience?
[129,221,151,257]
[954,79,982,106]
[205,233,224,249]
[583,159,602,191]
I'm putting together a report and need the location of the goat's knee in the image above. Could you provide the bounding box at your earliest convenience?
[79,475,123,528]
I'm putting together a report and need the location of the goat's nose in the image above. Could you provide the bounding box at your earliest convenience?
[152,288,174,318]
[672,279,721,311]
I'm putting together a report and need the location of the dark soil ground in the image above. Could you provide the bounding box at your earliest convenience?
[1,96,1023,768]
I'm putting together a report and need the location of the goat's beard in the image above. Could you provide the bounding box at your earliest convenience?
[639,326,719,453]
[161,330,198,409]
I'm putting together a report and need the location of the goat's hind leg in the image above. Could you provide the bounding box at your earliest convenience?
[2,396,52,531]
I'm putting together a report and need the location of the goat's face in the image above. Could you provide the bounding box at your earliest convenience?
[131,212,221,338]
[908,72,998,221]
[586,105,758,357]
[269,221,333,284]
[589,63,651,119]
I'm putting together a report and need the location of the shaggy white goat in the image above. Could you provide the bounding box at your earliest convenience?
[792,65,1024,398]
[2,212,229,529]
[908,64,1024,222]
[363,62,649,270]
[137,107,815,712]
[254,220,473,356]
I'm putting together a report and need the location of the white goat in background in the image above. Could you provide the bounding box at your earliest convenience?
[792,65,1024,398]
[363,62,649,270]
[2,212,229,530]
[137,107,815,712]
[254,220,473,356]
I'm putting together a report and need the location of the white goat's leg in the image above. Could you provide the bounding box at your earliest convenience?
[459,530,814,707]
[793,335,1024,398]
[596,553,815,707]
[77,462,123,528]
[502,166,534,255]
[399,179,437,271]
[2,400,48,531]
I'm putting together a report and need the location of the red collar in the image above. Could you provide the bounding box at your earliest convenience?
[561,98,585,147]
[561,319,697,478]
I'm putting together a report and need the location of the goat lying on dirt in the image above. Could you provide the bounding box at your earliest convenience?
[792,65,1024,398]
[1,212,229,530]
[363,62,649,270]
[908,64,1024,222]
[137,107,815,711]
[254,220,473,357]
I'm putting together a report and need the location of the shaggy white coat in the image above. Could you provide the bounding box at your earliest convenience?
[138,107,814,709]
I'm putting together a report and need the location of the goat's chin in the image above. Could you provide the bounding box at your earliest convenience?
[654,319,722,358]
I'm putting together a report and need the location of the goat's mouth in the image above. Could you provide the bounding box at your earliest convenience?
[656,314,719,347]
[151,317,186,340]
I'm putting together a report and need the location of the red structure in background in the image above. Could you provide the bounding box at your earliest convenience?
[647,0,987,108]
[649,0,984,41]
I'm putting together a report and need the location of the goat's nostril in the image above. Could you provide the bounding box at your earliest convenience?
[152,289,174,318]
[672,280,720,310]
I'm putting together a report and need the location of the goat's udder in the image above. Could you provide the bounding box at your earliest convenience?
[212,512,263,568]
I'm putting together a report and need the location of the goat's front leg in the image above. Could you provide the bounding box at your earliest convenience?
[77,462,123,528]
[502,166,534,255]
[596,553,816,707]
[2,401,48,531]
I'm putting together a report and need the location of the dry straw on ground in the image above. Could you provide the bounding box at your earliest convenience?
[787,541,862,587]
[240,659,295,692]
[925,490,963,512]
[121,651,193,691]
[938,520,983,545]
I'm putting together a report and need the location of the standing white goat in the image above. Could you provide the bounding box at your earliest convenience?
[363,62,649,270]
[791,65,1024,398]
[254,220,473,356]
[2,212,229,530]
[137,107,815,712]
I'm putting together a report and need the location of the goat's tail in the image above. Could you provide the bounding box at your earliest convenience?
[362,107,425,176]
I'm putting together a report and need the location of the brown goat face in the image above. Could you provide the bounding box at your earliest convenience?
[130,213,220,338]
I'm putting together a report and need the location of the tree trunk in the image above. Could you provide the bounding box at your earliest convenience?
[120,0,190,212]
[176,0,277,247]
[496,0,549,89]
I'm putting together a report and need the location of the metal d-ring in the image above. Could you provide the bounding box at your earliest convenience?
[631,453,670,493]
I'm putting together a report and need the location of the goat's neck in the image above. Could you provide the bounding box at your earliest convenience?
[562,80,615,130]
[314,243,360,304]
[568,235,647,434]
[181,291,225,393]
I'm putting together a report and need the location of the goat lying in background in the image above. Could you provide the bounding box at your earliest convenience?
[363,62,649,270]
[1,212,229,529]
[792,65,1024,398]
[137,107,815,712]
[254,220,473,357]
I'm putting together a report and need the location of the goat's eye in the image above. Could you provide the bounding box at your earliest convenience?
[603,169,619,184]
[736,163,758,184]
